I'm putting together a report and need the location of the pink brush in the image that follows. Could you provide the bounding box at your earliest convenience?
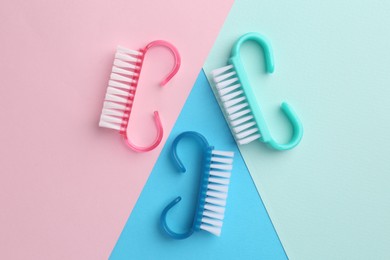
[99,40,181,152]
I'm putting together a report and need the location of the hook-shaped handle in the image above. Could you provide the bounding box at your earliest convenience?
[124,40,180,152]
[124,111,163,152]
[171,131,210,173]
[145,40,181,86]
[231,32,274,74]
[160,196,194,240]
[230,32,303,150]
[266,102,303,150]
[160,131,211,239]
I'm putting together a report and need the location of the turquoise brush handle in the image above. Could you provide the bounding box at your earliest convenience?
[230,32,303,151]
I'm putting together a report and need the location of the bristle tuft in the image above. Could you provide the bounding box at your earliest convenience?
[198,149,234,237]
[117,46,143,56]
[99,46,142,132]
[211,65,233,78]
[200,224,222,236]
[211,65,262,145]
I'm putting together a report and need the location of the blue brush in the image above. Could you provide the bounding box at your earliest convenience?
[160,131,234,239]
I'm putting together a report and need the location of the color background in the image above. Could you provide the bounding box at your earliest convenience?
[110,71,286,259]
[0,1,233,259]
[204,0,390,259]
[1,0,390,259]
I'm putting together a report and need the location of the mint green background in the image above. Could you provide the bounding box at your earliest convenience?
[204,1,390,259]
[110,71,287,259]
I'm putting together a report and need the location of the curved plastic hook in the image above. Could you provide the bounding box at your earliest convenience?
[145,40,181,86]
[125,40,180,152]
[268,102,303,150]
[160,196,194,240]
[171,131,210,172]
[160,131,210,239]
[124,111,163,152]
[230,32,303,150]
[231,32,274,74]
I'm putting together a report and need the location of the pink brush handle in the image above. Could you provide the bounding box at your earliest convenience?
[145,40,181,86]
[124,111,163,152]
[123,40,180,152]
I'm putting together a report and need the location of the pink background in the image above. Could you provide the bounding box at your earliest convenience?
[0,0,233,259]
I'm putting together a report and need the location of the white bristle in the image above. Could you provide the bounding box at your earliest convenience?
[211,65,233,77]
[107,87,132,97]
[209,170,231,179]
[233,121,256,133]
[236,128,259,139]
[105,93,128,104]
[206,190,227,200]
[211,163,233,171]
[114,59,139,70]
[218,83,241,96]
[200,224,222,236]
[115,52,140,63]
[211,65,264,146]
[205,197,226,207]
[98,120,121,131]
[112,66,138,77]
[205,148,231,219]
[203,210,224,220]
[103,101,129,111]
[110,73,136,84]
[211,150,234,157]
[203,145,232,234]
[211,156,233,164]
[209,177,230,185]
[223,96,246,109]
[214,71,236,83]
[108,80,135,91]
[201,217,223,227]
[100,114,122,124]
[231,115,254,127]
[228,109,251,121]
[117,46,143,56]
[99,46,141,132]
[226,102,249,115]
[204,204,225,214]
[102,108,125,118]
[216,77,239,90]
[208,184,229,193]
[238,134,261,145]
[220,90,243,102]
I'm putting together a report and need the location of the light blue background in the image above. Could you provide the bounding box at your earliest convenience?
[203,1,390,259]
[110,71,286,260]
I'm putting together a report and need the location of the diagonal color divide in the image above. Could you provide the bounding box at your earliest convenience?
[0,1,233,259]
[110,71,286,259]
[204,0,390,259]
